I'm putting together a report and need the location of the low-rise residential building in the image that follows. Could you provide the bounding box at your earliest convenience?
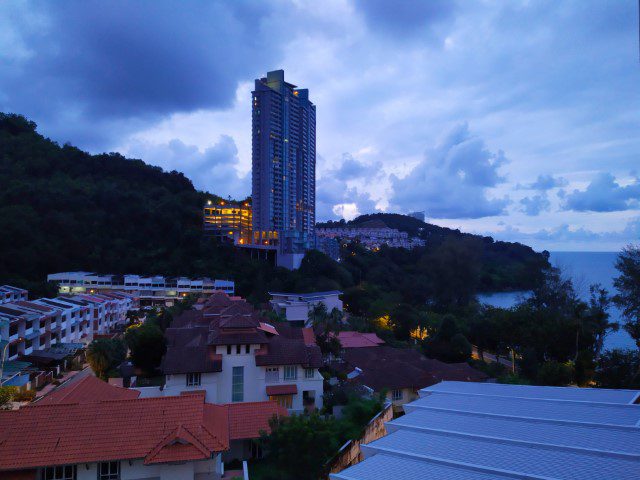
[0,376,287,480]
[47,272,235,306]
[269,291,343,326]
[316,220,425,250]
[160,292,324,413]
[330,345,487,409]
[331,381,640,480]
[0,285,28,304]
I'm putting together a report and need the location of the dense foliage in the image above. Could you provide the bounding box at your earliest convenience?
[319,213,550,292]
[614,245,640,348]
[258,396,383,480]
[86,338,127,380]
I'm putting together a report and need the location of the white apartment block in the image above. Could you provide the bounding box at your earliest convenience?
[48,272,235,306]
[0,285,28,304]
[270,291,343,326]
[0,288,132,362]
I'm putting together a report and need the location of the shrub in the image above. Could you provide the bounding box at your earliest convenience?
[536,361,574,386]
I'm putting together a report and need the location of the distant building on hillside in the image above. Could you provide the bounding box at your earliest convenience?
[316,219,425,250]
[252,69,316,262]
[47,272,234,306]
[269,291,343,326]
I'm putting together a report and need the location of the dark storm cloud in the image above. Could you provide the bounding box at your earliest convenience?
[520,194,551,216]
[0,0,280,148]
[519,174,568,191]
[564,173,640,212]
[354,0,457,38]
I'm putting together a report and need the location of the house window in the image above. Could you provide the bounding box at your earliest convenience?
[186,373,201,387]
[227,345,232,354]
[283,366,297,381]
[232,366,244,402]
[42,465,76,480]
[269,394,293,409]
[98,461,120,480]
[392,389,403,401]
[236,345,241,354]
[245,344,250,354]
[304,368,314,379]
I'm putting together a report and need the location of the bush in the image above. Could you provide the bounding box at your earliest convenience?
[536,361,574,386]
[0,386,17,408]
[13,389,36,402]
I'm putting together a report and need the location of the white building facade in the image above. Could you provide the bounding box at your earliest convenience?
[269,291,343,326]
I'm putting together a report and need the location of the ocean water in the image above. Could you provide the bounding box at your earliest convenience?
[477,251,635,351]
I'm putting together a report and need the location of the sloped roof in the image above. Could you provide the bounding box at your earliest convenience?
[161,346,222,374]
[266,384,298,396]
[336,331,385,348]
[422,380,640,404]
[35,375,140,405]
[255,335,322,368]
[335,346,487,391]
[226,402,288,440]
[0,393,229,470]
[331,382,640,480]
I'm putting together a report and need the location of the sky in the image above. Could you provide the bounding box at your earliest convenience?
[1,0,639,252]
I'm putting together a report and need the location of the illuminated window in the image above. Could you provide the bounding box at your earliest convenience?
[269,394,293,409]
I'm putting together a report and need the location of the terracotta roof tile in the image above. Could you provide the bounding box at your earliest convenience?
[0,395,228,470]
[266,384,298,396]
[35,375,140,405]
[226,402,288,440]
[336,331,385,348]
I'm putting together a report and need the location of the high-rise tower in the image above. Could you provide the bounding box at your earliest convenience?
[251,70,316,253]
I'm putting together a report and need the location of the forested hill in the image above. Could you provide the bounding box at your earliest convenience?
[0,113,226,293]
[317,214,551,293]
[1,113,549,304]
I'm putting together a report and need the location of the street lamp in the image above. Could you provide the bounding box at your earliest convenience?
[0,337,23,384]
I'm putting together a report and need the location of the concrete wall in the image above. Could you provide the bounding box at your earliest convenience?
[67,456,220,480]
[326,403,393,477]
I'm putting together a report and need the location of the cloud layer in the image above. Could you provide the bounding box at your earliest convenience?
[1,0,639,250]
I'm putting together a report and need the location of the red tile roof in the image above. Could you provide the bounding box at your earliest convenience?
[226,402,288,440]
[336,331,385,348]
[0,393,229,470]
[35,375,140,405]
[302,327,316,346]
[266,384,298,396]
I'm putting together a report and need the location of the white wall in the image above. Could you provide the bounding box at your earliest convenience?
[75,456,220,480]
[162,344,324,411]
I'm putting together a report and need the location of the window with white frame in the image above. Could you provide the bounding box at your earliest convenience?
[98,461,120,480]
[283,365,297,380]
[42,465,76,480]
[391,389,403,401]
[186,372,201,387]
[304,368,314,379]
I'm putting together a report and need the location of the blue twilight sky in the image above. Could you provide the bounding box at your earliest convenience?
[1,0,639,251]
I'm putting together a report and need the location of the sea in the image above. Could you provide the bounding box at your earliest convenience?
[477,251,635,352]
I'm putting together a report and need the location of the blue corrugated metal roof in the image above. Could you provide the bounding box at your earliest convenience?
[330,453,517,480]
[387,408,640,457]
[408,391,640,427]
[421,380,640,404]
[363,429,638,480]
[331,382,640,480]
